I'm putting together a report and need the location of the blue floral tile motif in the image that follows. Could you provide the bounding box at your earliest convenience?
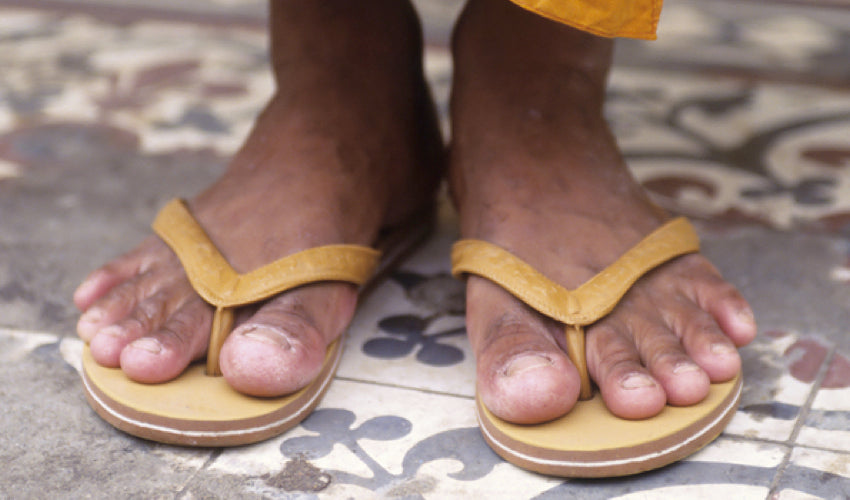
[362,314,465,366]
[360,270,467,367]
[278,408,500,492]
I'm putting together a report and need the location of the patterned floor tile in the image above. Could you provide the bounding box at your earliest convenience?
[338,208,476,397]
[796,351,850,453]
[616,0,850,84]
[773,447,850,499]
[2,0,850,497]
[609,68,850,233]
[724,330,820,442]
[206,379,561,499]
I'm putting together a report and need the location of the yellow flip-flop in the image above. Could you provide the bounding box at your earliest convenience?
[451,218,742,477]
[81,198,431,446]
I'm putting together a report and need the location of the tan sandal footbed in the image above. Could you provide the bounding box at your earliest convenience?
[81,198,433,446]
[452,217,743,477]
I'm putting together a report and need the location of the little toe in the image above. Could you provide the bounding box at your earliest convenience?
[696,271,758,347]
[77,280,145,342]
[85,273,196,364]
[74,237,167,311]
[119,297,212,383]
[680,318,743,383]
[76,262,185,342]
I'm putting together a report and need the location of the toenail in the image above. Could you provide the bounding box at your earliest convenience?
[241,326,292,349]
[80,308,104,324]
[620,373,656,390]
[737,308,756,325]
[711,343,737,355]
[130,338,162,354]
[101,325,125,338]
[673,362,700,374]
[504,355,552,378]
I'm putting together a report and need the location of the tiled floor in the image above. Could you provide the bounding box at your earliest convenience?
[2,0,850,498]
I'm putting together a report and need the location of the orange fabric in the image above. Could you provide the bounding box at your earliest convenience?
[509,0,662,40]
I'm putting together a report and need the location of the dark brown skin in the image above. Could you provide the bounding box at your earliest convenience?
[75,0,756,423]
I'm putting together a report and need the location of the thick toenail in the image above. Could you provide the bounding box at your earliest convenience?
[504,355,552,377]
[620,373,656,390]
[80,307,104,325]
[130,338,162,354]
[737,308,756,325]
[241,326,292,349]
[101,325,125,337]
[711,343,736,355]
[673,362,700,374]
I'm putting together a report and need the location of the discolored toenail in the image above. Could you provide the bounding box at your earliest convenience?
[101,325,126,338]
[80,307,104,325]
[737,308,756,325]
[241,326,293,350]
[710,343,737,355]
[673,361,700,374]
[503,354,553,377]
[130,337,162,354]
[620,373,657,390]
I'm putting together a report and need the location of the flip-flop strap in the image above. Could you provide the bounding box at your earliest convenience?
[152,199,381,375]
[451,217,700,399]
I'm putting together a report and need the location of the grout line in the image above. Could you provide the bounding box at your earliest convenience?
[334,375,475,401]
[174,449,223,499]
[766,345,836,496]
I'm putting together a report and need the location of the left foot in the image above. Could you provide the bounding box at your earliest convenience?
[449,0,757,424]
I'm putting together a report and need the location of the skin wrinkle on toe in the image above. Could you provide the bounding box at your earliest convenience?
[239,325,294,350]
[130,337,163,354]
[503,353,554,377]
[619,372,657,390]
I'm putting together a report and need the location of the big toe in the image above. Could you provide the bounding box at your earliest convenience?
[220,323,327,397]
[480,351,580,424]
[219,284,357,397]
[469,279,582,424]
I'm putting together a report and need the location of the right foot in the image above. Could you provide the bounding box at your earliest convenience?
[73,0,443,397]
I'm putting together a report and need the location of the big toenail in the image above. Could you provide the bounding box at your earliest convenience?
[711,343,736,355]
[620,373,656,390]
[673,362,700,374]
[131,338,162,354]
[242,326,292,349]
[504,355,552,377]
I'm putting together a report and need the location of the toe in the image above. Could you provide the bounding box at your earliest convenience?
[88,281,196,366]
[120,297,212,383]
[77,279,144,343]
[467,278,580,424]
[220,283,358,397]
[692,263,758,347]
[677,308,743,383]
[74,237,165,311]
[636,312,712,407]
[587,318,668,419]
[76,258,185,343]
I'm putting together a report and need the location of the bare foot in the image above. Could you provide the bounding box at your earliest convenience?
[74,0,443,397]
[449,0,757,424]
